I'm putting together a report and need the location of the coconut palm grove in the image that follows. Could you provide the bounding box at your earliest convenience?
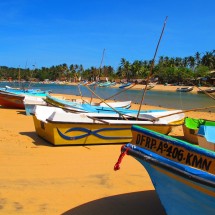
[0,50,214,86]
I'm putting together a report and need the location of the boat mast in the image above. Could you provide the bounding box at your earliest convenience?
[18,65,21,88]
[137,16,168,119]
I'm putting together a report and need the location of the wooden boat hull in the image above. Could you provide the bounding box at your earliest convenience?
[115,125,215,215]
[33,116,174,145]
[0,91,25,108]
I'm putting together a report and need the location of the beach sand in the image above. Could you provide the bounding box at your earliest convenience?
[0,87,214,215]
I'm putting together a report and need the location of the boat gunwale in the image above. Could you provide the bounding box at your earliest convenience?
[124,144,215,188]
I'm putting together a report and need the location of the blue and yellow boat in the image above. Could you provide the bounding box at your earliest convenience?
[32,106,185,146]
[115,125,215,215]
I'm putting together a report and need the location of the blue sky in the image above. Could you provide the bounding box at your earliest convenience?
[0,0,214,70]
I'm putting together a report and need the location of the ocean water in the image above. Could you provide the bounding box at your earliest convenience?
[0,82,214,112]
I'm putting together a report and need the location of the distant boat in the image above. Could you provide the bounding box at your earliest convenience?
[197,88,215,94]
[86,81,97,86]
[98,81,116,87]
[114,125,215,215]
[32,105,185,146]
[119,82,131,89]
[176,86,193,92]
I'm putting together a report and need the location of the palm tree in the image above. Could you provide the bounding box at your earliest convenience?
[194,52,201,66]
[120,58,131,81]
[201,51,215,70]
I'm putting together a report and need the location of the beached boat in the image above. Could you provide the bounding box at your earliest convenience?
[182,117,215,145]
[176,86,193,92]
[44,94,168,115]
[197,88,215,94]
[24,95,47,115]
[45,94,135,113]
[198,125,215,151]
[0,89,48,109]
[0,90,25,108]
[32,105,185,146]
[114,125,215,215]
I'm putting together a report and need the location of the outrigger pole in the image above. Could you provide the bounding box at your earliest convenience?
[137,16,168,119]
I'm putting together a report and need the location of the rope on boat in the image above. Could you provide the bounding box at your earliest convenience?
[114,146,129,171]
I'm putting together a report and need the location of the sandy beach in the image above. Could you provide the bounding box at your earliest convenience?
[0,86,214,215]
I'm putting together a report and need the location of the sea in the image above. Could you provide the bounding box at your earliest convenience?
[0,82,214,112]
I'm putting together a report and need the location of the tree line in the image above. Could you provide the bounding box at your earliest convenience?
[0,50,214,85]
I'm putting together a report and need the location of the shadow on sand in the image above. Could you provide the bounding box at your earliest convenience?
[19,131,54,147]
[62,190,166,215]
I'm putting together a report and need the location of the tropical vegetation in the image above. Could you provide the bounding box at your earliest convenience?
[0,50,214,85]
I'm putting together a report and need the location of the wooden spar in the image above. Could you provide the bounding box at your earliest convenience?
[86,115,110,124]
[18,66,21,88]
[77,84,83,99]
[157,105,215,120]
[77,84,90,104]
[97,83,137,104]
[192,84,215,100]
[90,48,106,104]
[137,16,168,119]
[99,48,106,79]
[84,84,128,120]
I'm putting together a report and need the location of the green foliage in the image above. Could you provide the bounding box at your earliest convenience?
[0,50,214,84]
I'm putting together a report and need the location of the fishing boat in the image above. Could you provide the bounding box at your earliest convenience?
[98,81,116,87]
[114,125,215,215]
[119,82,131,89]
[176,86,193,92]
[44,94,168,115]
[1,85,50,95]
[0,90,25,109]
[32,105,184,146]
[182,117,215,144]
[86,81,97,86]
[0,89,48,109]
[24,95,47,115]
[44,94,135,113]
[198,125,215,151]
[197,88,215,94]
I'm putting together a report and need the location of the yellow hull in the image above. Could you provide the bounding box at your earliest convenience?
[33,116,174,146]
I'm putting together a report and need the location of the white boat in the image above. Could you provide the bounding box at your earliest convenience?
[176,86,193,92]
[24,95,47,115]
[32,105,185,146]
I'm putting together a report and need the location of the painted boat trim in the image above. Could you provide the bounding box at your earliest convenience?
[130,125,215,174]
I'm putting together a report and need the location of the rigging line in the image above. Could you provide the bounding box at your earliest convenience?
[137,16,168,119]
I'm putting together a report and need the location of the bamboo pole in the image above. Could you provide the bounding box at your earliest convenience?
[96,83,137,104]
[157,105,215,119]
[137,16,168,119]
[90,48,106,104]
[84,84,129,120]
